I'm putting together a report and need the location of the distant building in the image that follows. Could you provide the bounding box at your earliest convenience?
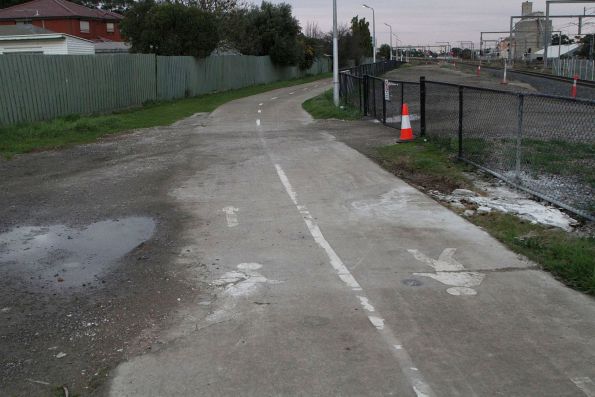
[0,0,123,43]
[513,1,552,60]
[530,43,582,60]
[0,24,94,54]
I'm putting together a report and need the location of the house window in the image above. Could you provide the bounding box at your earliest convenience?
[80,20,90,33]
[106,22,114,33]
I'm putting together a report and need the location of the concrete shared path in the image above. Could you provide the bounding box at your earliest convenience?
[109,81,595,396]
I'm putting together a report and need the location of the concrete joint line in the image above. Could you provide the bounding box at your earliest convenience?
[274,163,435,397]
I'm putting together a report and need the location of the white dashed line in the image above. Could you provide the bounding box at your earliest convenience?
[289,92,295,95]
[357,296,375,312]
[256,119,261,126]
[259,103,263,106]
[258,109,262,114]
[273,163,435,397]
[271,97,278,100]
[368,316,385,330]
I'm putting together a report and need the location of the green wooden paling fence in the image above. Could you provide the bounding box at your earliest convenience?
[0,54,331,126]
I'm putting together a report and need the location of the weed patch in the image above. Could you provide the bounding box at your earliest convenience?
[374,140,472,192]
[473,213,595,294]
[302,89,361,120]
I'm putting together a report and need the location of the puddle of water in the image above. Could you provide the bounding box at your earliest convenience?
[0,217,155,290]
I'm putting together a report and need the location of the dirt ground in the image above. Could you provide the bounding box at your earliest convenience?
[384,63,537,92]
[0,119,215,396]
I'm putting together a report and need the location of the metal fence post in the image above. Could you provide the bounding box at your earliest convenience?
[382,80,387,124]
[359,77,363,113]
[516,94,524,182]
[458,86,464,158]
[363,76,369,116]
[400,83,404,115]
[420,76,426,137]
[373,78,377,118]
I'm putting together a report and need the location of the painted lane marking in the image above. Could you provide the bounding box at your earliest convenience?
[273,163,435,397]
[258,109,262,114]
[275,168,361,291]
[289,92,295,95]
[408,248,485,296]
[256,119,261,126]
[571,377,595,397]
[222,206,239,227]
[368,316,385,330]
[271,97,278,100]
[357,296,375,312]
[259,103,263,106]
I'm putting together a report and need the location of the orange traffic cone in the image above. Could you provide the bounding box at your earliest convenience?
[399,103,414,142]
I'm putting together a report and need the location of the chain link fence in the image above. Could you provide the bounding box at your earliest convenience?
[339,65,595,221]
[342,60,401,78]
[552,58,595,81]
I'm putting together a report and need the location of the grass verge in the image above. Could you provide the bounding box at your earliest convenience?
[374,139,595,295]
[302,89,362,120]
[0,73,331,158]
[473,213,595,294]
[374,140,472,192]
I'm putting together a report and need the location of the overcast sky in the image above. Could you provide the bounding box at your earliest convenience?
[273,0,594,47]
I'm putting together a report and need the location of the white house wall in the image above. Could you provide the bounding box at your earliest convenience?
[0,39,68,55]
[65,36,95,55]
[0,37,94,55]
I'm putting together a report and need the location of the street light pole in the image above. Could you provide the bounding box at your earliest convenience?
[363,4,376,63]
[393,34,401,61]
[333,0,339,106]
[384,23,393,60]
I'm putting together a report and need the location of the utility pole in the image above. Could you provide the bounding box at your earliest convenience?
[384,23,393,60]
[363,4,376,63]
[333,0,339,106]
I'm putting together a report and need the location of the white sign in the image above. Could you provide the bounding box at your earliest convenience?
[384,79,390,101]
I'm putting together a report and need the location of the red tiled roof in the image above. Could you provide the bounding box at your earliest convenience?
[0,0,123,20]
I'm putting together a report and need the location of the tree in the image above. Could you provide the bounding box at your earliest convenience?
[378,44,391,60]
[297,35,315,70]
[121,1,219,57]
[451,47,463,57]
[350,16,372,63]
[461,48,472,59]
[551,34,574,45]
[304,21,324,39]
[576,34,594,58]
[193,0,241,13]
[223,2,301,66]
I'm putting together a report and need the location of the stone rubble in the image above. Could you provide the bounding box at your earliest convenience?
[429,174,579,232]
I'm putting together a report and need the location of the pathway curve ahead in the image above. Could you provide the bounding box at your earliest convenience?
[109,80,595,397]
